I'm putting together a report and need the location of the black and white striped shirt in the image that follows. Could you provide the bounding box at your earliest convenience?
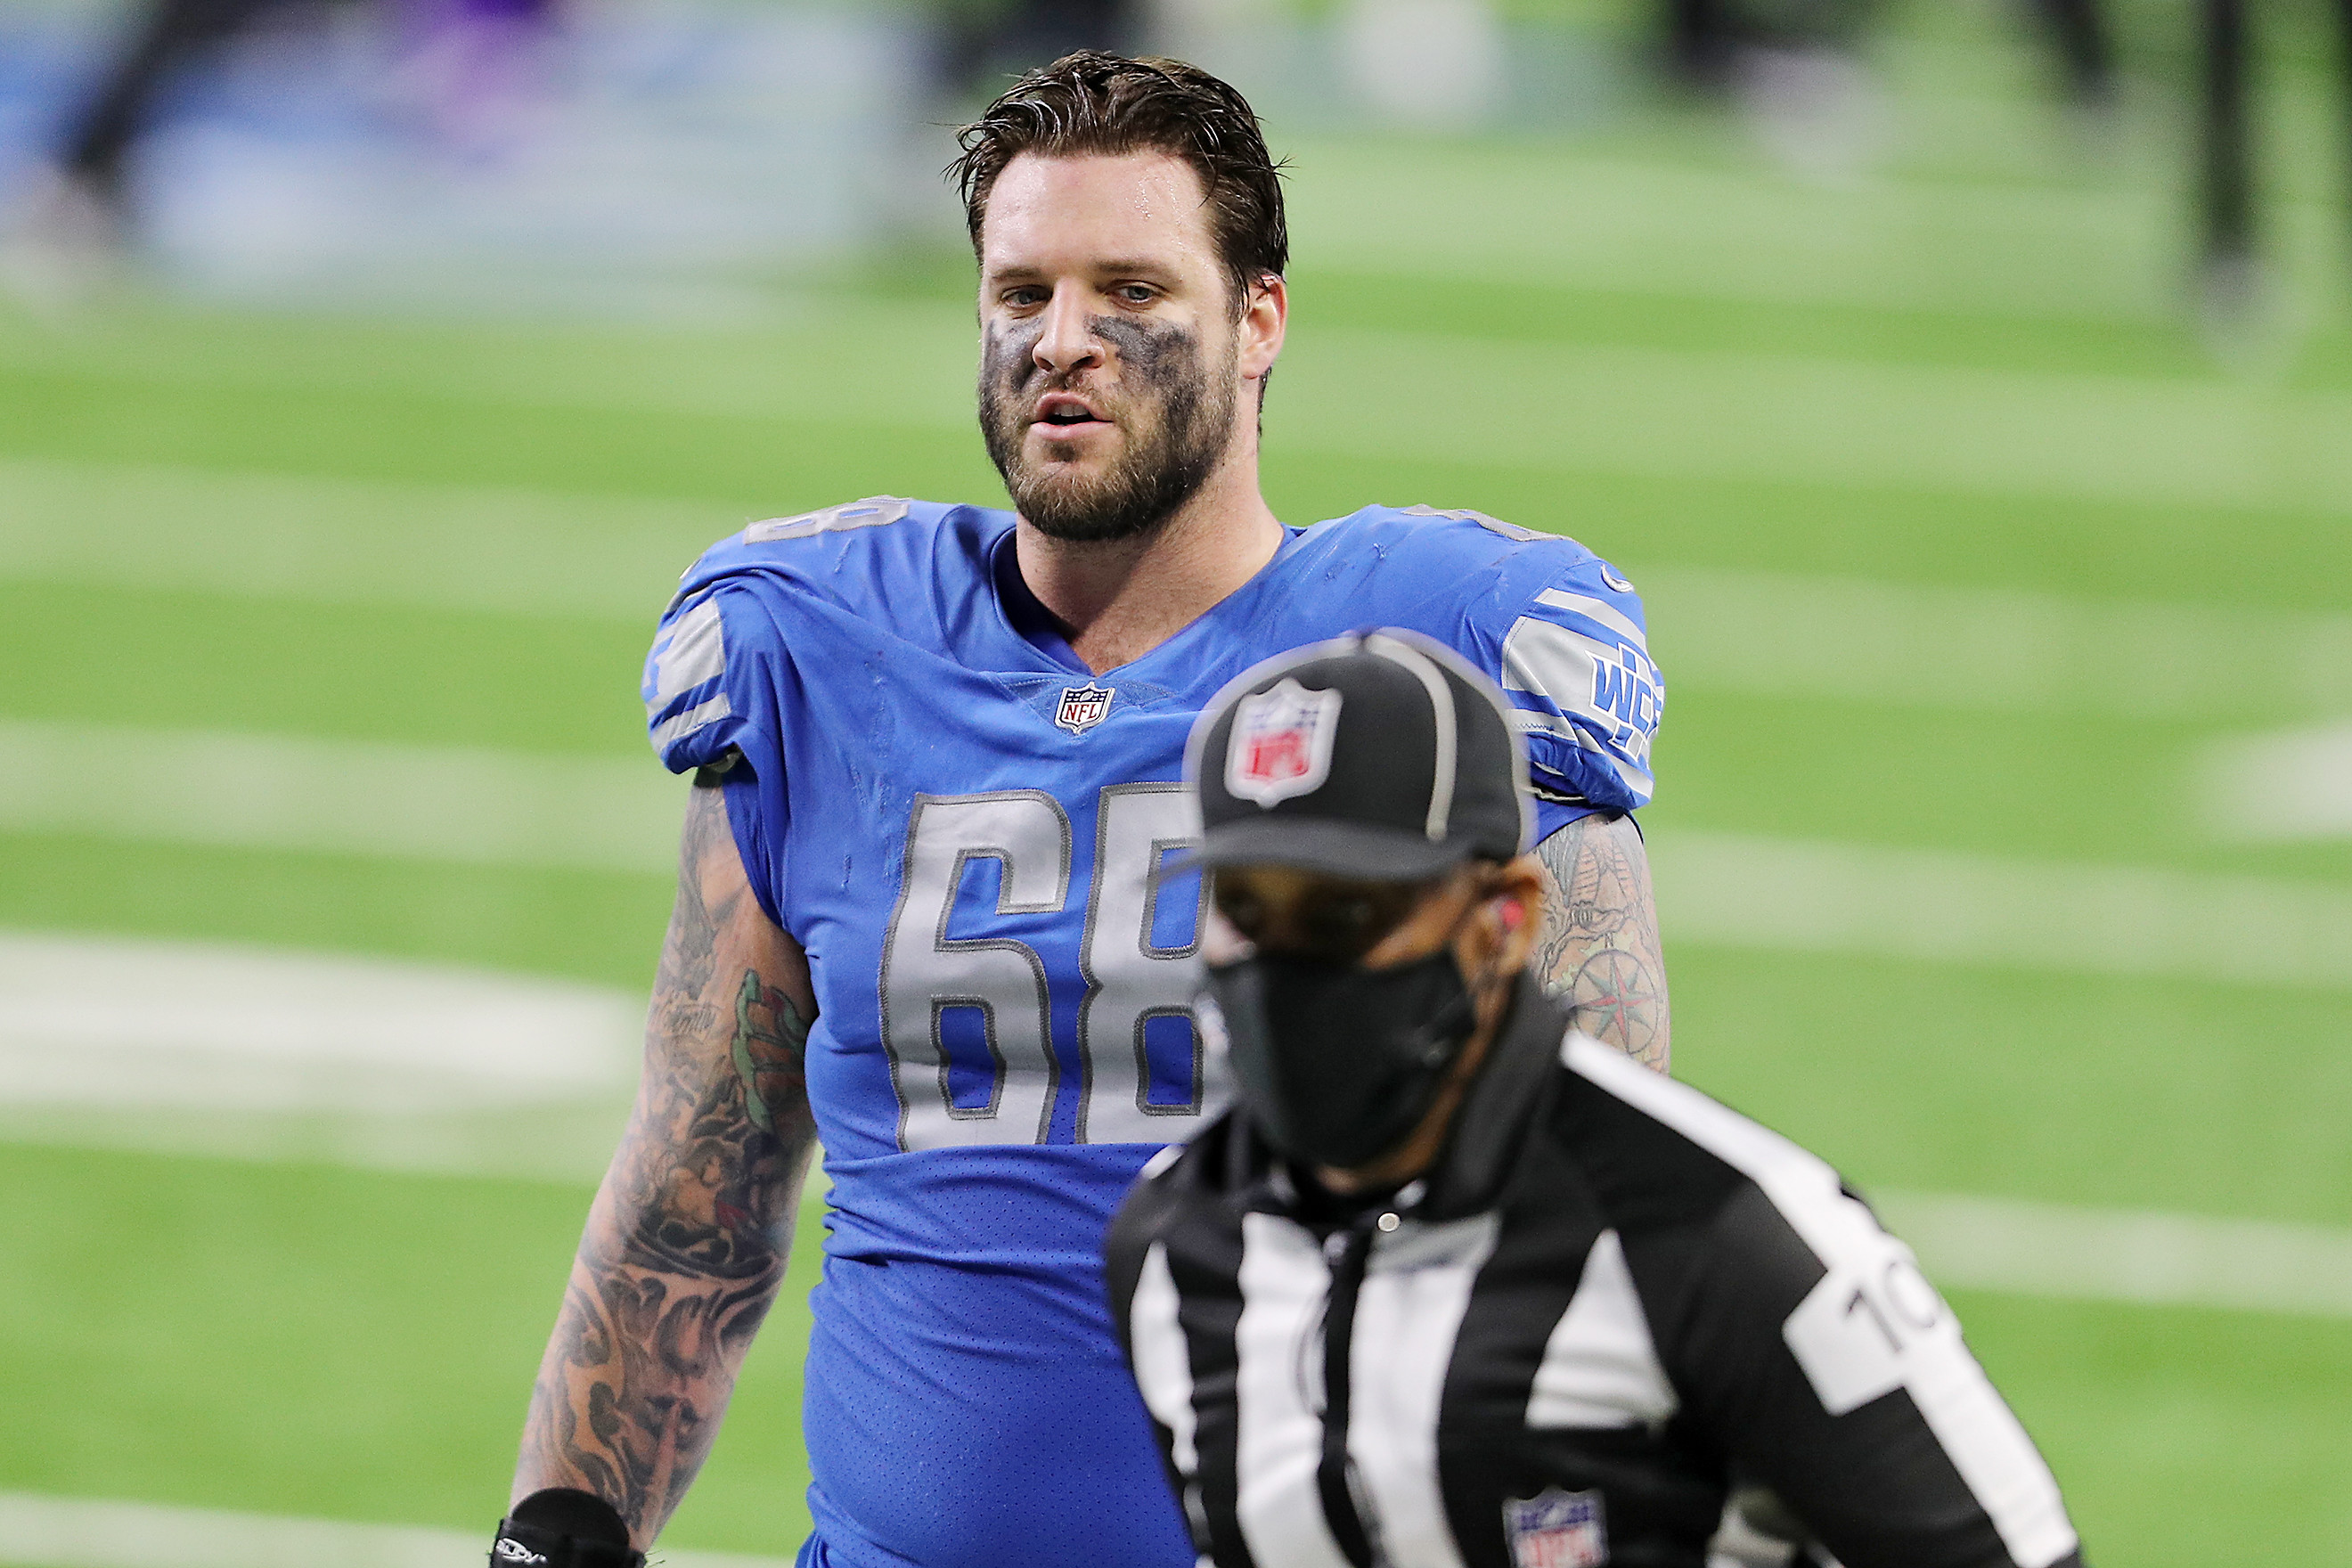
[1105,978,2085,1568]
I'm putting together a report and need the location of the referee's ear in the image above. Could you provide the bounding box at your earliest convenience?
[1466,853,1546,989]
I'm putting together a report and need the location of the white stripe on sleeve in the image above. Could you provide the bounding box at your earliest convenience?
[653,595,727,701]
[649,693,731,752]
[1499,617,1662,769]
[1534,586,1649,649]
[1500,615,1600,704]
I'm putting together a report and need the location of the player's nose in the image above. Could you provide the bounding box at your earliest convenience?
[1033,284,1105,378]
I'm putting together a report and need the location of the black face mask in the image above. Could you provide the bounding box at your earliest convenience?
[1204,941,1482,1172]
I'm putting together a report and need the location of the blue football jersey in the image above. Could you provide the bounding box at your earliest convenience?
[640,498,1663,1568]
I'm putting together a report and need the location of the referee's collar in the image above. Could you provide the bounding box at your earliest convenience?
[1416,970,1573,1221]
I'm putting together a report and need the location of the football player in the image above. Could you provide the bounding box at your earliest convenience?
[499,50,1670,1568]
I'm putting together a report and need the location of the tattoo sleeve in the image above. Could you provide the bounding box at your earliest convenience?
[513,772,820,1547]
[1531,812,1670,1073]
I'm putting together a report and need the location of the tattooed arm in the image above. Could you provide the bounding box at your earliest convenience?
[1530,811,1670,1073]
[513,771,820,1548]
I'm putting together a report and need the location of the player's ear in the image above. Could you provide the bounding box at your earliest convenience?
[1238,272,1286,380]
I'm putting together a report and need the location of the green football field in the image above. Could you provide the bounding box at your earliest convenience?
[4,2,2350,1564]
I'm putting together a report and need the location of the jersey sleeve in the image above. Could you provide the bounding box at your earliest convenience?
[1488,553,1663,830]
[641,572,792,927]
[1656,1183,2084,1568]
[643,583,754,773]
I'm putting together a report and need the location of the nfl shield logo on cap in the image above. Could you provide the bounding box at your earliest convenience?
[1225,678,1342,807]
[1501,1488,1607,1568]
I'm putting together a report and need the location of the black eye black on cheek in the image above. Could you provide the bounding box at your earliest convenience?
[1087,314,1192,384]
[984,320,1044,382]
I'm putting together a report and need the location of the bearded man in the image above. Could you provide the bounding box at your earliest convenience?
[494,50,1670,1568]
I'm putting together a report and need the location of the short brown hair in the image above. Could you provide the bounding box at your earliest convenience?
[949,52,1288,313]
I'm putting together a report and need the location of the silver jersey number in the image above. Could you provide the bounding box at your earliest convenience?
[880,785,1221,1151]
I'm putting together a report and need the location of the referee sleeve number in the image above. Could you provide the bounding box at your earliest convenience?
[1774,1196,2082,1566]
[878,786,1216,1151]
[1781,1210,1958,1417]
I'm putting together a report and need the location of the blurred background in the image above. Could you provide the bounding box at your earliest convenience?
[1,0,2348,1564]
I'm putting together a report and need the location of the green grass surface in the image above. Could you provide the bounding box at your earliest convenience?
[5,1,2352,1561]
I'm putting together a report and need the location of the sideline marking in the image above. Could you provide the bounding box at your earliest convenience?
[1650,829,2352,991]
[1286,328,2352,518]
[7,456,2348,722]
[9,293,2352,510]
[1640,566,2352,723]
[0,1493,792,1568]
[1874,1190,2352,1319]
[0,935,2340,1315]
[0,719,681,872]
[0,1205,2341,1568]
[0,456,717,620]
[2196,721,2352,842]
[1292,146,2188,323]
[8,723,2352,989]
[0,929,636,1115]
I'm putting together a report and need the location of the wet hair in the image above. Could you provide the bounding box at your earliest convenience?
[949,51,1288,314]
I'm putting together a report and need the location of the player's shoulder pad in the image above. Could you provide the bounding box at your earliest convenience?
[1363,506,1660,814]
[1319,502,1604,573]
[1329,503,1638,620]
[643,496,945,773]
[666,495,934,609]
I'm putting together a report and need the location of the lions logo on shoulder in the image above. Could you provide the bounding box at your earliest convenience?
[1055,683,1115,734]
[1226,678,1342,807]
[1598,562,1636,594]
[1501,1488,1607,1568]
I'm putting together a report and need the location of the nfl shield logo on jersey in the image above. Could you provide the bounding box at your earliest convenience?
[1054,683,1115,734]
[1226,678,1343,807]
[1501,1488,1608,1568]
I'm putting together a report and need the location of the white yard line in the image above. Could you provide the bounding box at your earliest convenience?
[1639,566,2352,723]
[2196,721,2352,842]
[1872,1190,2352,1319]
[7,457,2351,722]
[0,931,2341,1319]
[0,1213,2340,1568]
[1650,829,2352,990]
[8,305,2352,513]
[0,1494,792,1568]
[0,1203,2341,1568]
[1281,327,2352,517]
[0,929,640,1179]
[0,456,718,620]
[1288,146,2187,323]
[0,719,681,873]
[8,720,2352,986]
[0,929,635,1114]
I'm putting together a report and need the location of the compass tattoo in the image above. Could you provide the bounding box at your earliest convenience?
[1531,812,1670,1072]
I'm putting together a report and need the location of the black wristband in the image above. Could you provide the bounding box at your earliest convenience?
[492,1490,645,1568]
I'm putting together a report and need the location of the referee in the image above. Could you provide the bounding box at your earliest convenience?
[1105,631,2086,1568]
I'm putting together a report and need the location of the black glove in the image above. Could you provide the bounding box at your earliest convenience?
[491,1490,646,1568]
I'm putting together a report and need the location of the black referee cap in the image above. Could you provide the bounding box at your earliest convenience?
[1175,630,1535,883]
